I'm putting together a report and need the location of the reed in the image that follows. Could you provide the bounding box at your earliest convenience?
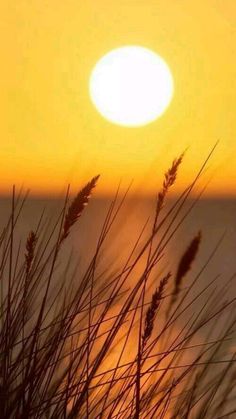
[175,231,202,294]
[142,273,170,349]
[0,151,235,418]
[60,175,100,243]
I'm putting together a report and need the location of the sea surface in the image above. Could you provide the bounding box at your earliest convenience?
[1,196,236,413]
[0,196,235,278]
[0,195,236,317]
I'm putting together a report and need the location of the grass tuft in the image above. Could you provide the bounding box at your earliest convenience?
[0,150,235,418]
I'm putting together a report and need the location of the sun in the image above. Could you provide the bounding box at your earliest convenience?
[89,46,174,127]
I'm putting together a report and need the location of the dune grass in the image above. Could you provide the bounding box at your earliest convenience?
[0,149,236,418]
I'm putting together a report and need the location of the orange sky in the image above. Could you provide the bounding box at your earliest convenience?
[0,0,235,196]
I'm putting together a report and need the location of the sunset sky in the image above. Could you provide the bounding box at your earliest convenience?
[1,1,235,196]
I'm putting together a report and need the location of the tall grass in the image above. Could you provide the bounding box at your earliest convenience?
[0,149,236,418]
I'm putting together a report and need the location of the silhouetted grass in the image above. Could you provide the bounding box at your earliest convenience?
[0,147,236,418]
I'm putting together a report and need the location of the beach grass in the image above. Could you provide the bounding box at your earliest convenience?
[0,149,236,418]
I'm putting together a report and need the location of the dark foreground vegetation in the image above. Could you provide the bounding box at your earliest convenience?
[1,148,236,418]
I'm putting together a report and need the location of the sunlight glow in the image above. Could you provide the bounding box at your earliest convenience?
[89,46,174,127]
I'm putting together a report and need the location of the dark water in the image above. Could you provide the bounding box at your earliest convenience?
[1,196,236,415]
[1,196,235,278]
[1,195,236,320]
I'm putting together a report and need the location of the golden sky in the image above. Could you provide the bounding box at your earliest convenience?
[0,0,235,196]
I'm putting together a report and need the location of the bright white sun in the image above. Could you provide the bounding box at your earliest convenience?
[89,46,174,127]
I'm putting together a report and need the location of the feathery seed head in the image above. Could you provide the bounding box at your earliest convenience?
[175,231,202,293]
[142,273,170,348]
[25,231,37,276]
[61,175,100,243]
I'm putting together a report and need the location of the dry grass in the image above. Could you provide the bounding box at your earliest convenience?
[142,273,170,349]
[0,150,236,418]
